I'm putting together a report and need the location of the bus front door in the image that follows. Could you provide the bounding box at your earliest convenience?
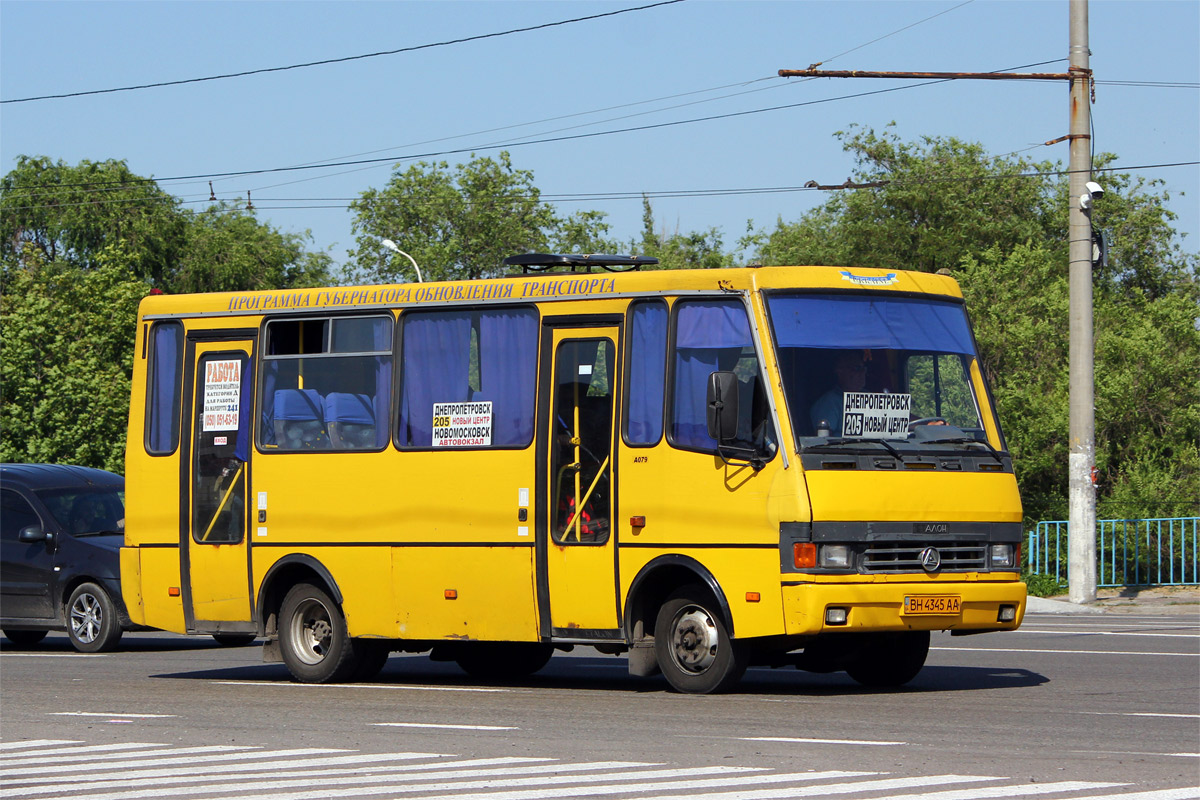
[539,325,621,638]
[182,338,256,633]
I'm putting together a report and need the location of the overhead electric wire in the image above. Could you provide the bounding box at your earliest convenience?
[6,159,1196,215]
[0,0,685,105]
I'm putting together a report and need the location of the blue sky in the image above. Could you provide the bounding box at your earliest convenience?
[2,0,1196,275]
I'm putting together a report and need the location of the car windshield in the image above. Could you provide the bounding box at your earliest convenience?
[765,292,997,450]
[36,487,126,535]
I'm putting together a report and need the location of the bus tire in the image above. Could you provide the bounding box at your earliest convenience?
[279,582,359,683]
[654,586,747,694]
[66,582,123,653]
[845,630,930,687]
[454,642,554,680]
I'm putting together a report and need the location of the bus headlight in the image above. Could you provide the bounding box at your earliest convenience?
[820,544,852,568]
[990,543,1016,569]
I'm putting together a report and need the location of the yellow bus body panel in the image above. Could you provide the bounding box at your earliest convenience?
[807,471,1023,523]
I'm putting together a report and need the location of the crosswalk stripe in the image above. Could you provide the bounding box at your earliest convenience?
[0,748,346,778]
[145,769,877,800]
[0,745,256,767]
[866,781,1125,800]
[0,743,170,760]
[1065,790,1200,800]
[623,775,1007,800]
[0,741,80,751]
[15,764,766,800]
[1,759,627,798]
[3,751,447,787]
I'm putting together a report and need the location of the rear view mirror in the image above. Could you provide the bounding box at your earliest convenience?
[18,525,46,543]
[706,371,739,443]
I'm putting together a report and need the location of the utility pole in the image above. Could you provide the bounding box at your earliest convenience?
[780,0,1098,603]
[1067,0,1097,604]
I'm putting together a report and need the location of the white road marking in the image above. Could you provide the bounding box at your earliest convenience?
[39,764,763,800]
[1076,711,1200,719]
[0,742,154,759]
[115,770,877,800]
[0,748,347,777]
[0,740,81,751]
[933,646,1197,657]
[372,722,517,731]
[214,680,512,693]
[1,756,555,798]
[856,781,1125,800]
[741,736,906,746]
[47,712,178,718]
[0,653,104,658]
[1064,790,1200,800]
[4,751,445,786]
[0,745,253,767]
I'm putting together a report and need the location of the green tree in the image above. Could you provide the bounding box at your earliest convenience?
[1,156,187,288]
[174,203,333,293]
[760,127,1199,523]
[1,253,147,472]
[349,152,614,283]
[1,157,337,473]
[634,196,738,270]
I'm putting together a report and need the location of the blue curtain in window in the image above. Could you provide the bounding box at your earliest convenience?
[479,309,537,447]
[373,321,393,447]
[147,322,182,453]
[627,302,667,444]
[672,301,751,449]
[767,294,976,355]
[400,313,471,446]
[234,357,253,462]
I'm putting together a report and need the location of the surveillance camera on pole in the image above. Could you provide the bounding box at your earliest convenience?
[1079,181,1104,211]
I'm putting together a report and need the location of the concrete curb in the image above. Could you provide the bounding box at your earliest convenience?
[1025,595,1105,614]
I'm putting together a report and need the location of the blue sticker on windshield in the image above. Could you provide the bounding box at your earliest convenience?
[840,270,898,286]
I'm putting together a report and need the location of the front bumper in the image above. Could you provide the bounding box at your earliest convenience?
[781,577,1026,636]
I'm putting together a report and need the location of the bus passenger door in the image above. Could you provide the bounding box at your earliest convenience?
[183,338,256,632]
[538,325,622,637]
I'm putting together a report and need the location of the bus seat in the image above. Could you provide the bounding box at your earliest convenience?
[326,392,376,449]
[273,389,330,450]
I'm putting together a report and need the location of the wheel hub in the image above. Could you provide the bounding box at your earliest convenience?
[671,607,718,673]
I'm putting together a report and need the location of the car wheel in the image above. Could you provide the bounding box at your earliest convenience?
[654,586,747,694]
[278,582,359,683]
[66,582,123,653]
[2,629,48,647]
[212,633,257,647]
[845,630,930,687]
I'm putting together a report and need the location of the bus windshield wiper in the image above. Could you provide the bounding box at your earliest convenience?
[929,436,1006,465]
[808,436,907,461]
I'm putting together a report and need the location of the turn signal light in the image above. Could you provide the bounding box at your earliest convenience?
[168,587,180,597]
[444,589,458,600]
[793,542,817,568]
[746,592,761,603]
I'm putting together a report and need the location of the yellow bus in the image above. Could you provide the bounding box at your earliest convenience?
[121,254,1025,693]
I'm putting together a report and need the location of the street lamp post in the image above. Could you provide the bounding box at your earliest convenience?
[380,239,423,283]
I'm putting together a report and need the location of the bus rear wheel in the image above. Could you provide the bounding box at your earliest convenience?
[845,630,930,687]
[654,587,747,694]
[278,582,359,683]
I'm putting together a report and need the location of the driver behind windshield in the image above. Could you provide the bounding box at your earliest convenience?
[810,350,868,436]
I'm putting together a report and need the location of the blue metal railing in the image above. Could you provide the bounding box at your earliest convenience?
[1026,517,1199,586]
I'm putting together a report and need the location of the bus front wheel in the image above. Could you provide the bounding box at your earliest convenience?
[654,587,747,694]
[278,582,359,683]
[845,630,930,687]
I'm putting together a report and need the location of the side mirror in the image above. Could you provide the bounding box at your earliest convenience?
[18,525,47,543]
[706,371,739,443]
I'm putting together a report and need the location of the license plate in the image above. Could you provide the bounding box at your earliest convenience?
[903,595,962,615]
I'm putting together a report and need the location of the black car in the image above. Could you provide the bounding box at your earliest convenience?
[1,464,135,652]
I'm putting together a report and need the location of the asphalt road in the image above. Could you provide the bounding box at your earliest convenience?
[2,610,1197,800]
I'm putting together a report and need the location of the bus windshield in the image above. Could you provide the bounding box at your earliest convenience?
[765,292,993,448]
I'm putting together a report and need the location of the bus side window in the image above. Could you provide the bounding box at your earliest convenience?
[625,301,667,446]
[145,321,184,455]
